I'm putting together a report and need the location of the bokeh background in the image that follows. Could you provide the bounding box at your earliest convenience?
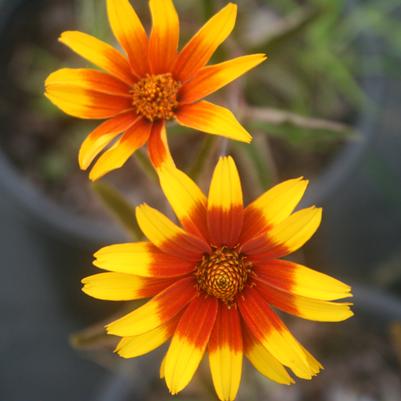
[1,0,400,400]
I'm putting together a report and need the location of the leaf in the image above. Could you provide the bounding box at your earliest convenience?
[92,182,142,240]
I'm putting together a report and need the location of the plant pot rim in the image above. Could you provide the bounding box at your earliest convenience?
[0,0,384,248]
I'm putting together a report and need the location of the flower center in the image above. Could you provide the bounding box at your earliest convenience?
[195,246,253,305]
[131,73,181,122]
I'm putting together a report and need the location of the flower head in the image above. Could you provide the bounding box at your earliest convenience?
[44,0,266,180]
[83,156,353,401]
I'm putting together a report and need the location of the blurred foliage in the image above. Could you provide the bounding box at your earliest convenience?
[92,182,142,239]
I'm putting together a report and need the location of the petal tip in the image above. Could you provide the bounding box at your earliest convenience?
[237,127,253,143]
[78,156,89,171]
[81,284,97,299]
[58,30,75,44]
[88,169,100,182]
[227,2,238,14]
[105,323,115,335]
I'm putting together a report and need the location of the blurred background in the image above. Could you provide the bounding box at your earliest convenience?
[0,0,400,400]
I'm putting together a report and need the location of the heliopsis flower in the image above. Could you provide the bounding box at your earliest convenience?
[44,0,266,181]
[82,156,353,401]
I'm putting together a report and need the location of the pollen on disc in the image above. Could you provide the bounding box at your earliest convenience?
[195,246,253,305]
[131,73,182,122]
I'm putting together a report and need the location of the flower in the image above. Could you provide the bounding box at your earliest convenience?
[44,0,266,181]
[82,156,353,401]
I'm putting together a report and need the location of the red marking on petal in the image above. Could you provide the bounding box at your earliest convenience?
[157,277,198,322]
[240,206,271,243]
[253,260,295,293]
[175,295,218,348]
[149,248,195,277]
[159,232,210,262]
[208,205,243,247]
[208,302,242,353]
[181,202,209,241]
[137,277,180,298]
[238,287,283,338]
[253,278,298,316]
[241,234,289,262]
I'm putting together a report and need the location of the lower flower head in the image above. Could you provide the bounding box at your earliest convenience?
[83,156,353,401]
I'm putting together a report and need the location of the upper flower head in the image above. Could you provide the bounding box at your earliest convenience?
[44,0,266,180]
[83,156,353,401]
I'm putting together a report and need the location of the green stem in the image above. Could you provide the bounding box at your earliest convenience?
[189,136,216,181]
[202,0,215,19]
[134,150,158,183]
[91,182,142,240]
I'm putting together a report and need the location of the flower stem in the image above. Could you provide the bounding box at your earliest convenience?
[189,135,216,181]
[202,0,215,19]
[134,150,158,183]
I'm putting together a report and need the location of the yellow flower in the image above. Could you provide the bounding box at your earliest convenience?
[44,0,266,180]
[82,156,353,401]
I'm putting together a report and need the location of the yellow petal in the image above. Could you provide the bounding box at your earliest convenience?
[254,259,352,301]
[266,206,322,256]
[89,118,151,181]
[181,54,267,104]
[106,0,148,76]
[106,277,196,337]
[136,204,210,261]
[241,177,308,242]
[292,264,352,301]
[244,331,294,385]
[301,345,323,376]
[292,296,353,322]
[176,101,252,143]
[46,68,130,96]
[243,207,322,259]
[165,296,218,395]
[59,31,134,85]
[207,156,244,247]
[93,242,194,278]
[239,288,315,380]
[79,111,137,170]
[160,354,166,379]
[158,165,208,239]
[255,278,353,322]
[174,3,237,81]
[116,319,177,358]
[81,272,173,301]
[45,79,132,120]
[148,0,179,73]
[208,305,243,401]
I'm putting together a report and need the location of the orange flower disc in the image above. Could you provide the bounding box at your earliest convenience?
[195,246,253,304]
[131,73,182,122]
